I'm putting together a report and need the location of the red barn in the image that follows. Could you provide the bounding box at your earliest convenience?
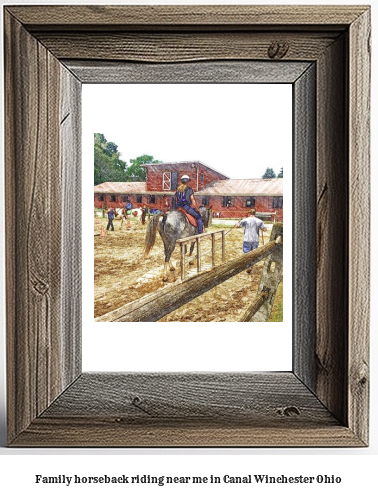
[196,178,283,220]
[94,160,283,220]
[144,160,229,193]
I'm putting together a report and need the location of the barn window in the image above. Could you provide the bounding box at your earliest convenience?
[98,194,104,202]
[162,172,171,190]
[202,196,210,206]
[149,195,156,204]
[273,196,283,209]
[122,195,128,203]
[200,173,204,183]
[136,195,142,203]
[222,196,232,207]
[246,197,255,208]
[110,194,116,202]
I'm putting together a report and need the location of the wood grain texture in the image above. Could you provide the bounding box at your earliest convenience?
[11,373,363,447]
[348,9,371,445]
[4,4,370,447]
[11,421,363,448]
[4,11,80,444]
[60,68,82,389]
[37,32,339,63]
[66,60,312,84]
[7,5,367,30]
[5,12,63,442]
[316,34,349,427]
[41,373,335,421]
[293,64,317,390]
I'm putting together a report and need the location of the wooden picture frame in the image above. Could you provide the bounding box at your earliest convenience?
[5,5,370,447]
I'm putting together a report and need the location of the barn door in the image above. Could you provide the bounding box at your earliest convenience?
[171,172,178,190]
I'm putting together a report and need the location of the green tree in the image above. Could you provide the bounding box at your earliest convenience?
[262,167,276,179]
[277,167,283,178]
[94,133,127,185]
[126,154,162,181]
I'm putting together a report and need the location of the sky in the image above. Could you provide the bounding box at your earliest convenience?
[83,83,292,179]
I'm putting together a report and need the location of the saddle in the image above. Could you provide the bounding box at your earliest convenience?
[177,207,197,228]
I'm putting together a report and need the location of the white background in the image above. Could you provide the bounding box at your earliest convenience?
[85,83,291,177]
[83,83,292,372]
[0,0,377,498]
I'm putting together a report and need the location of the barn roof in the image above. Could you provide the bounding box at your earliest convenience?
[142,160,229,180]
[94,182,146,193]
[94,178,283,196]
[196,178,283,196]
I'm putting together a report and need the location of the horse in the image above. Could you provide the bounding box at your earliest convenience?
[114,207,143,227]
[144,207,211,281]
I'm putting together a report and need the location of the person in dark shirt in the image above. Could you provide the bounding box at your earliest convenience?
[175,174,204,233]
[141,204,147,225]
[106,207,115,231]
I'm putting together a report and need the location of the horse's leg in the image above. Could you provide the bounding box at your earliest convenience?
[188,241,195,266]
[169,258,175,271]
[162,241,176,281]
[163,261,170,281]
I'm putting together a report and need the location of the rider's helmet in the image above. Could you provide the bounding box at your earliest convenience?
[181,175,190,183]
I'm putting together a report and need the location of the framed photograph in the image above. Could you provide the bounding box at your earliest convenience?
[89,81,289,326]
[86,79,292,372]
[5,5,370,447]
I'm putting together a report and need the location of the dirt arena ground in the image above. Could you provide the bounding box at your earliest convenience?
[94,216,282,322]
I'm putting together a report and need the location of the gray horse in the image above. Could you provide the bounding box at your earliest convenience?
[144,207,210,280]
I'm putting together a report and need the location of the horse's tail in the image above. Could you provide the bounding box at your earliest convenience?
[144,214,161,258]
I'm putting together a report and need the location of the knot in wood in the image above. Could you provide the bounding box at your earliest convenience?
[268,42,289,59]
[277,406,300,417]
[131,395,153,415]
[33,279,49,295]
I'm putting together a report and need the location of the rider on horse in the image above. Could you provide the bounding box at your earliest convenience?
[174,174,204,234]
[122,199,133,217]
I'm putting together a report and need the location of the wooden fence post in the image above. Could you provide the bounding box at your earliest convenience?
[239,288,269,322]
[249,222,283,322]
[177,229,228,280]
[96,238,280,322]
[180,243,185,281]
[221,230,225,261]
[211,232,216,267]
[196,238,201,272]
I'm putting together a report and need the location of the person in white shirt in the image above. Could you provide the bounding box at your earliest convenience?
[237,209,266,253]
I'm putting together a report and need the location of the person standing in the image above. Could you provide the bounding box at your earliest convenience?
[174,174,204,233]
[106,207,115,231]
[141,204,147,225]
[237,209,266,253]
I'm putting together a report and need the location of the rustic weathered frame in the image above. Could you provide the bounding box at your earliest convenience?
[5,5,370,447]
